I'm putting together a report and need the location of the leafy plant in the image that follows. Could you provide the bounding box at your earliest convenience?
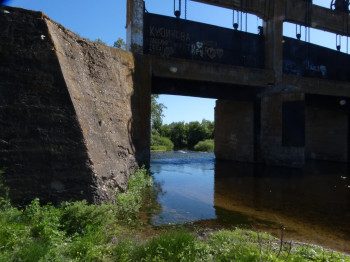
[93,37,107,46]
[194,139,214,152]
[151,135,174,152]
[114,37,126,50]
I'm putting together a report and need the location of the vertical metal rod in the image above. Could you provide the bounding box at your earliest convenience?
[233,9,235,26]
[240,11,242,30]
[185,0,187,20]
[336,34,338,47]
[245,12,248,32]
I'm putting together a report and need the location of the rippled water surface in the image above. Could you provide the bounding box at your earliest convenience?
[150,151,350,253]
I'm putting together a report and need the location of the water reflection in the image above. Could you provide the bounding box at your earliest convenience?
[150,152,350,253]
[151,152,216,224]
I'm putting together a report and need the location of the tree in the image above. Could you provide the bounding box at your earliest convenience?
[151,95,166,135]
[114,37,126,50]
[187,121,206,149]
[160,124,171,138]
[201,119,214,139]
[169,122,188,149]
[94,38,107,46]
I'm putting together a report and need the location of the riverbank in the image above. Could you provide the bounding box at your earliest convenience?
[0,168,349,261]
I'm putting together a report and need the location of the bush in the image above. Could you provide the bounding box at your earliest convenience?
[151,135,174,152]
[115,167,153,222]
[194,139,214,152]
[0,168,154,262]
[150,145,168,152]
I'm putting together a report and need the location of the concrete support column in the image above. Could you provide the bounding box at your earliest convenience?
[306,107,348,162]
[264,0,285,84]
[131,56,152,166]
[214,100,255,162]
[261,92,305,167]
[126,0,144,54]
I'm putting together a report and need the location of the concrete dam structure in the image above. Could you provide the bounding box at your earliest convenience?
[1,0,350,203]
[128,0,350,166]
[0,6,150,204]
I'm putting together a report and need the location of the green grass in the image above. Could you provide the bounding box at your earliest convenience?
[194,139,214,152]
[150,145,168,152]
[110,229,350,262]
[0,168,349,261]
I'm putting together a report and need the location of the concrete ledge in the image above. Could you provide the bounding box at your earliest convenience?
[149,56,274,87]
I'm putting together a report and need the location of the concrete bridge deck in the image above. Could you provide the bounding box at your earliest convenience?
[128,0,350,167]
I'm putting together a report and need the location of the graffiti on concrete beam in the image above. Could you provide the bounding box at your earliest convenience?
[144,13,265,68]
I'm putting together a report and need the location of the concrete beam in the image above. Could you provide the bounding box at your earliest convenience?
[283,74,350,98]
[285,1,350,37]
[191,0,350,37]
[149,56,274,87]
[190,0,270,19]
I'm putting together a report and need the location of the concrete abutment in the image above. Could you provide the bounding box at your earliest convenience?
[0,6,151,205]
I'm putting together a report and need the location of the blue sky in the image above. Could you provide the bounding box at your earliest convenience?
[5,0,343,124]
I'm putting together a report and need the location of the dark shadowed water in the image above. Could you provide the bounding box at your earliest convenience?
[150,151,350,253]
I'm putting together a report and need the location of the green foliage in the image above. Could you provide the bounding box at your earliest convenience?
[150,145,168,152]
[94,37,107,46]
[187,121,207,149]
[159,124,171,138]
[105,229,350,262]
[194,139,214,152]
[115,167,153,222]
[1,167,349,261]
[60,200,113,236]
[129,231,203,262]
[201,119,214,139]
[151,135,174,152]
[169,121,188,149]
[0,168,10,208]
[151,95,167,135]
[149,94,214,150]
[114,37,126,49]
[166,120,214,150]
[0,168,153,262]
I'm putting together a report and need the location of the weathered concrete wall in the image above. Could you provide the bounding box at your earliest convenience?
[215,100,255,162]
[306,107,348,162]
[0,7,150,205]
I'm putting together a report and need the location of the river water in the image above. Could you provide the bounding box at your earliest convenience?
[150,151,350,253]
